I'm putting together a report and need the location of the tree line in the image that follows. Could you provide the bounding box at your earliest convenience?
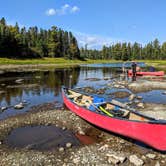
[80,39,166,60]
[0,17,80,59]
[1,17,166,61]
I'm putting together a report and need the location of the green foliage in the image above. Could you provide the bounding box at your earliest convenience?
[80,39,166,60]
[0,17,80,59]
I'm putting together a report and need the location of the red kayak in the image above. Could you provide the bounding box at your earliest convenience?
[62,86,166,151]
[128,70,164,76]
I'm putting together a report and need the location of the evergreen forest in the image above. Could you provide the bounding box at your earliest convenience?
[1,17,166,61]
[0,17,80,59]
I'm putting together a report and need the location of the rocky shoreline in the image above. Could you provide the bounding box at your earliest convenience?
[0,103,165,166]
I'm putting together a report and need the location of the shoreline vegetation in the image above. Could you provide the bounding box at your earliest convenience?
[0,57,166,67]
[0,58,166,74]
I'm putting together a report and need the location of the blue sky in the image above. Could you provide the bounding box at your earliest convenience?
[1,0,166,49]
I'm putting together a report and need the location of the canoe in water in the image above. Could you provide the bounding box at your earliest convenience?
[62,86,166,151]
[128,70,164,76]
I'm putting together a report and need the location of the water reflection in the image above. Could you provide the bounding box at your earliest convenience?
[0,64,166,120]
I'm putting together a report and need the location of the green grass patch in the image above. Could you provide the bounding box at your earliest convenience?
[0,58,122,65]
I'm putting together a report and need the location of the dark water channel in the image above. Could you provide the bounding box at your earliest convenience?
[0,63,166,120]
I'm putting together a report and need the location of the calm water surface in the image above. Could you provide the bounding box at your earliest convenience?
[0,63,165,120]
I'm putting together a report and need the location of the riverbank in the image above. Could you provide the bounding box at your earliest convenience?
[0,58,121,72]
[0,103,166,166]
[0,58,166,72]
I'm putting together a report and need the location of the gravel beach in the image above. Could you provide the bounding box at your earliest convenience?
[0,103,165,166]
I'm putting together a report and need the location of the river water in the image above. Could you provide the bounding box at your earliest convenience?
[0,63,166,120]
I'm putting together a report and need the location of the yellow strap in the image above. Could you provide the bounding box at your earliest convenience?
[99,106,113,117]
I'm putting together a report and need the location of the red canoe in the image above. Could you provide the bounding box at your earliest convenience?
[128,70,165,76]
[62,86,166,151]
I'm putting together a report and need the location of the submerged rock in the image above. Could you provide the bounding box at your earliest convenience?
[111,91,130,98]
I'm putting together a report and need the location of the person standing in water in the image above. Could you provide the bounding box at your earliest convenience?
[131,62,137,81]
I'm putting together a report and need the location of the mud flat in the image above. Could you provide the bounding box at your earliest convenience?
[0,106,166,165]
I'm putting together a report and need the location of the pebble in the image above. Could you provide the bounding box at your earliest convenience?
[146,153,156,159]
[106,153,126,164]
[129,155,144,166]
[59,147,65,152]
[98,144,109,151]
[134,99,140,104]
[73,157,80,164]
[66,142,72,148]
[0,90,5,94]
[137,96,143,99]
[15,79,24,83]
[107,156,120,164]
[78,130,85,135]
[129,94,136,101]
[155,161,160,166]
[137,103,144,108]
[62,127,66,130]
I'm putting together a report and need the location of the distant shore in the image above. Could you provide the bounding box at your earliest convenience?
[0,58,166,72]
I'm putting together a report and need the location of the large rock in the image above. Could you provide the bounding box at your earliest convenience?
[128,81,166,93]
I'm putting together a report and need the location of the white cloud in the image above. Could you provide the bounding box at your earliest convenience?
[45,4,79,16]
[46,8,56,16]
[73,31,129,50]
[73,32,115,49]
[70,6,80,13]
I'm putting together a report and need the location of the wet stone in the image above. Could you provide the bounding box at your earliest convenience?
[14,103,24,109]
[1,106,7,111]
